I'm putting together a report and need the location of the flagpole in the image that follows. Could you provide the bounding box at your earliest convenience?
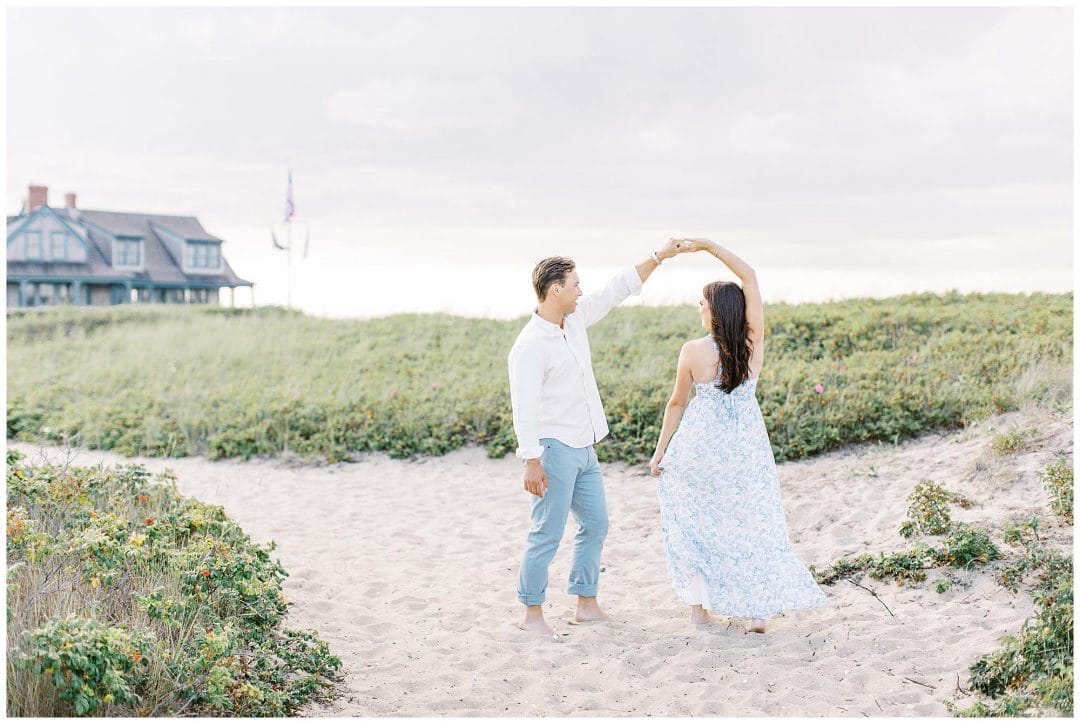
[286,165,293,308]
[286,217,292,308]
[277,165,299,309]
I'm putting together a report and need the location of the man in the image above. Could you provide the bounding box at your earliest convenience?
[508,240,689,639]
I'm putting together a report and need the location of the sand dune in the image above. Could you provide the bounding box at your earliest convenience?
[9,405,1071,716]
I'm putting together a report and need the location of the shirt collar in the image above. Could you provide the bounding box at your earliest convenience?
[530,309,566,336]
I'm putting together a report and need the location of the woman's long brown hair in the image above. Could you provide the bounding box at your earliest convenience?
[704,281,753,393]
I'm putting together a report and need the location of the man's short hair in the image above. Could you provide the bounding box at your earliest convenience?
[532,256,576,302]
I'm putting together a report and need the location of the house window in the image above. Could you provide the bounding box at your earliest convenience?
[25,231,43,259]
[116,239,142,266]
[50,231,68,260]
[186,241,221,269]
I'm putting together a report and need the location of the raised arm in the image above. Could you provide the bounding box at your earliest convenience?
[578,239,687,327]
[650,342,695,476]
[678,238,765,368]
[634,238,684,285]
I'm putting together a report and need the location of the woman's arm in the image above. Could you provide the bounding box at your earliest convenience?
[650,342,695,476]
[678,238,765,369]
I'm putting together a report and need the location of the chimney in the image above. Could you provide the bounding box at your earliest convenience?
[26,184,48,213]
[65,192,77,209]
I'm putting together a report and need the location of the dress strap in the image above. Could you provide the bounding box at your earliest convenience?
[708,336,723,382]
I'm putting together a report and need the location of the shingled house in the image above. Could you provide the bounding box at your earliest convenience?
[6,184,254,308]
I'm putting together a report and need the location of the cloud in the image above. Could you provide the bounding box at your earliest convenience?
[6,6,1072,314]
[324,76,511,131]
[177,14,219,52]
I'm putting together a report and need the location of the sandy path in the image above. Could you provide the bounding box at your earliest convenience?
[8,406,1071,716]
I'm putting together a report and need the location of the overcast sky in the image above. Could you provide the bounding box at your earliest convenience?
[6,6,1073,317]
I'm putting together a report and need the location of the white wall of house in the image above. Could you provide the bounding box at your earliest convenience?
[7,213,90,263]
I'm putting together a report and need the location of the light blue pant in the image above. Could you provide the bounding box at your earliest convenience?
[518,438,609,606]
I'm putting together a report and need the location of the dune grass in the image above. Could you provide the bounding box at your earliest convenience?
[6,291,1072,465]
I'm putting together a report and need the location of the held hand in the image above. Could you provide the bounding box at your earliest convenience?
[523,459,548,497]
[657,237,683,261]
[674,238,716,253]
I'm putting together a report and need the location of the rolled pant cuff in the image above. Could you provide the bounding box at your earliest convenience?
[567,585,598,597]
[518,592,545,606]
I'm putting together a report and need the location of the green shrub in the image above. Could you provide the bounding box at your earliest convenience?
[866,546,936,584]
[899,480,952,537]
[952,547,1073,717]
[1042,457,1073,524]
[990,427,1039,456]
[6,292,1073,464]
[14,614,156,715]
[6,450,341,716]
[814,498,1000,587]
[932,523,1000,569]
[810,555,876,585]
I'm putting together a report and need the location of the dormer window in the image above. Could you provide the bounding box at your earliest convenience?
[25,230,43,260]
[186,241,221,269]
[115,238,142,267]
[50,231,68,260]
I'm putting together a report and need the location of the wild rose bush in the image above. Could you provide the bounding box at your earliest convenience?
[6,450,340,717]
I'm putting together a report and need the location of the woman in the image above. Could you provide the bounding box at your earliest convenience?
[650,238,827,633]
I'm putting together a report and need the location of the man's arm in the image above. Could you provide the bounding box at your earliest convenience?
[507,343,545,461]
[577,240,685,327]
[508,343,549,497]
[634,237,684,285]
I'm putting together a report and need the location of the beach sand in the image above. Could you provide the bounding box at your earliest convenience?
[9,405,1072,717]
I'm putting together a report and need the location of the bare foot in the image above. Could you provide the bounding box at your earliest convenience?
[518,616,560,641]
[573,596,611,624]
[748,618,767,634]
[690,606,714,625]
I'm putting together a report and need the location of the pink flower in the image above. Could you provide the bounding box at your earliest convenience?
[814,384,825,394]
[430,382,441,390]
[388,389,399,398]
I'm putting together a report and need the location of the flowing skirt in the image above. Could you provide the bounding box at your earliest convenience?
[657,383,828,618]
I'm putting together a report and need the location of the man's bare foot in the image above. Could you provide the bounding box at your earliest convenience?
[749,618,767,634]
[572,596,611,623]
[690,605,714,625]
[519,606,560,641]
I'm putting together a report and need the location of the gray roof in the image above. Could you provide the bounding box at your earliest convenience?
[7,207,252,287]
[78,209,224,242]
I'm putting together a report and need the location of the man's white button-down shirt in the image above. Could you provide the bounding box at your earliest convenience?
[507,266,644,460]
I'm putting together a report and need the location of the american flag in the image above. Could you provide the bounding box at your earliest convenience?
[284,169,295,222]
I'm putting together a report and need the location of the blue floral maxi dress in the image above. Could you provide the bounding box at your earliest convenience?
[657,343,828,618]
